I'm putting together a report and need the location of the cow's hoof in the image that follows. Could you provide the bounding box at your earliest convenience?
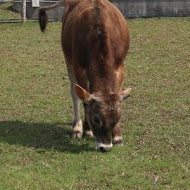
[83,130,94,138]
[113,136,124,146]
[71,119,83,138]
[71,131,83,139]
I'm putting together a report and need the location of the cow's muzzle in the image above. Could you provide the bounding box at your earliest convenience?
[96,141,113,153]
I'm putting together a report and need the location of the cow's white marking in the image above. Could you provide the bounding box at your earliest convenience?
[96,141,113,150]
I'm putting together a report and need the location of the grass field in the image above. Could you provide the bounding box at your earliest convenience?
[0,2,20,20]
[0,14,190,189]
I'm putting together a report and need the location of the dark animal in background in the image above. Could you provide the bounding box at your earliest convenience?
[39,0,131,152]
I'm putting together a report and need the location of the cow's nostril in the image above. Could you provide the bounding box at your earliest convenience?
[99,147,106,152]
[99,147,111,153]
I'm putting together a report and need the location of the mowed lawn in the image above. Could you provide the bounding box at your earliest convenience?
[0,17,190,189]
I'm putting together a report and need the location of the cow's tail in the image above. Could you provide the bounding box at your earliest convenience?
[38,0,64,32]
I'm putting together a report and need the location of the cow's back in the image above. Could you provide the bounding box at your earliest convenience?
[62,0,129,67]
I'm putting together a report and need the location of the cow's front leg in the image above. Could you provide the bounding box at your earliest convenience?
[66,64,83,138]
[70,81,83,138]
[70,83,83,138]
[112,124,124,146]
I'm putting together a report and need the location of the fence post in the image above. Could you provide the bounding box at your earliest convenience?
[21,0,26,23]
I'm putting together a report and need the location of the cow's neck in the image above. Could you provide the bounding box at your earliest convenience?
[87,59,117,94]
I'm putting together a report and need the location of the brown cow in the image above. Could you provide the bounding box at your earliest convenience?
[39,0,131,152]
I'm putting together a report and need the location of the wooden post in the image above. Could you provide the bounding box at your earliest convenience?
[21,0,26,23]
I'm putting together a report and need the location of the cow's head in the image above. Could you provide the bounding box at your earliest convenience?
[75,84,131,152]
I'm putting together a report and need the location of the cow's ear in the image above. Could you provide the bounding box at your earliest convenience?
[75,84,92,103]
[119,88,131,101]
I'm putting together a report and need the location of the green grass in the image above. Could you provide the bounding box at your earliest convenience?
[0,2,20,20]
[0,17,190,189]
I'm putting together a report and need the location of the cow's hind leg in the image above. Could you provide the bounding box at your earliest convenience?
[112,124,124,146]
[66,66,83,138]
[83,103,94,138]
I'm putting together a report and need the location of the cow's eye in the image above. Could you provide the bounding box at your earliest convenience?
[94,115,101,125]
